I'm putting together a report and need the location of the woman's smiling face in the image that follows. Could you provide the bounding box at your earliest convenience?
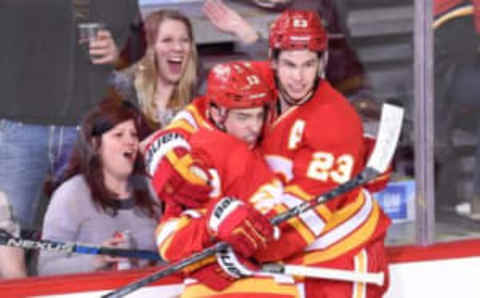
[154,18,192,85]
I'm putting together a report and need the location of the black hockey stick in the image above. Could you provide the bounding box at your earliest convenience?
[102,103,404,298]
[0,229,162,261]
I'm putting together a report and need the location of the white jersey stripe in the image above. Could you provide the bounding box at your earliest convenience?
[156,219,181,247]
[282,193,326,236]
[181,209,202,219]
[306,189,374,251]
[171,110,198,130]
[297,282,306,298]
[352,249,368,298]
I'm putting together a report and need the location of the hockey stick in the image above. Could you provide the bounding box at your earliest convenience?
[102,103,404,298]
[261,263,384,286]
[0,229,162,261]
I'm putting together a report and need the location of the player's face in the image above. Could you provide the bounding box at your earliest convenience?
[154,18,192,85]
[273,49,320,101]
[99,119,139,181]
[224,106,265,146]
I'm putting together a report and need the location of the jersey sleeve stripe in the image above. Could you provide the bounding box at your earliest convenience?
[187,104,214,130]
[433,5,473,29]
[181,209,204,219]
[284,184,334,222]
[156,217,190,260]
[306,190,373,251]
[169,109,199,130]
[165,119,196,134]
[353,249,368,298]
[274,203,316,244]
[302,195,380,264]
[320,191,367,235]
[280,194,321,242]
[165,151,208,185]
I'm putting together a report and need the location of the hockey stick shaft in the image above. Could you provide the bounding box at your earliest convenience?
[0,230,162,261]
[262,263,384,286]
[102,103,403,298]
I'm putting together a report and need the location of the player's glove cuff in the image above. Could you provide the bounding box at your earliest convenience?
[144,132,190,176]
[216,247,257,279]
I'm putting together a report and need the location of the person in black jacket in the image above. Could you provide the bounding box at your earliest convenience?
[0,0,145,231]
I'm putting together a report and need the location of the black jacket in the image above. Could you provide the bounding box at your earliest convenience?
[0,0,142,125]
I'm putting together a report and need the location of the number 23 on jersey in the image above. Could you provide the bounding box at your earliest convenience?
[288,119,355,184]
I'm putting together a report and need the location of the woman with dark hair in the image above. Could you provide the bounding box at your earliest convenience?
[38,99,161,276]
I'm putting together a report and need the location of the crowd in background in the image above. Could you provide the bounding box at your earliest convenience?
[0,0,433,291]
[0,0,387,281]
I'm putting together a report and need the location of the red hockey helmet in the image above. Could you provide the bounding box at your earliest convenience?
[206,61,275,109]
[269,10,328,52]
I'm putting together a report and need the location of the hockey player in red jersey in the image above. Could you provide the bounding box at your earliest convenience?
[152,61,304,298]
[245,10,392,298]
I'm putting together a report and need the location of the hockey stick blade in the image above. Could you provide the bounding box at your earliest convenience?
[0,229,162,261]
[102,103,404,298]
[366,103,404,173]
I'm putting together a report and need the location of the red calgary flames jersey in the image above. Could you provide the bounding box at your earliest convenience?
[250,61,391,267]
[152,98,295,297]
[155,126,283,263]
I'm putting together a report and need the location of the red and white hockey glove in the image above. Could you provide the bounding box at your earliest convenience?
[207,197,275,258]
[156,147,213,208]
[145,132,212,208]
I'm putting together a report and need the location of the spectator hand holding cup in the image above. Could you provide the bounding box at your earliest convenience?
[78,22,119,65]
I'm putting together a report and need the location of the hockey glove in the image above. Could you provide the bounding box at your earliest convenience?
[155,147,212,208]
[145,131,212,208]
[207,197,274,258]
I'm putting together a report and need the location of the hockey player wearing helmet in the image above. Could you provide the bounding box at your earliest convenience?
[143,61,277,212]
[268,10,329,106]
[147,61,303,297]
[205,61,275,146]
[236,10,391,298]
[202,0,392,192]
